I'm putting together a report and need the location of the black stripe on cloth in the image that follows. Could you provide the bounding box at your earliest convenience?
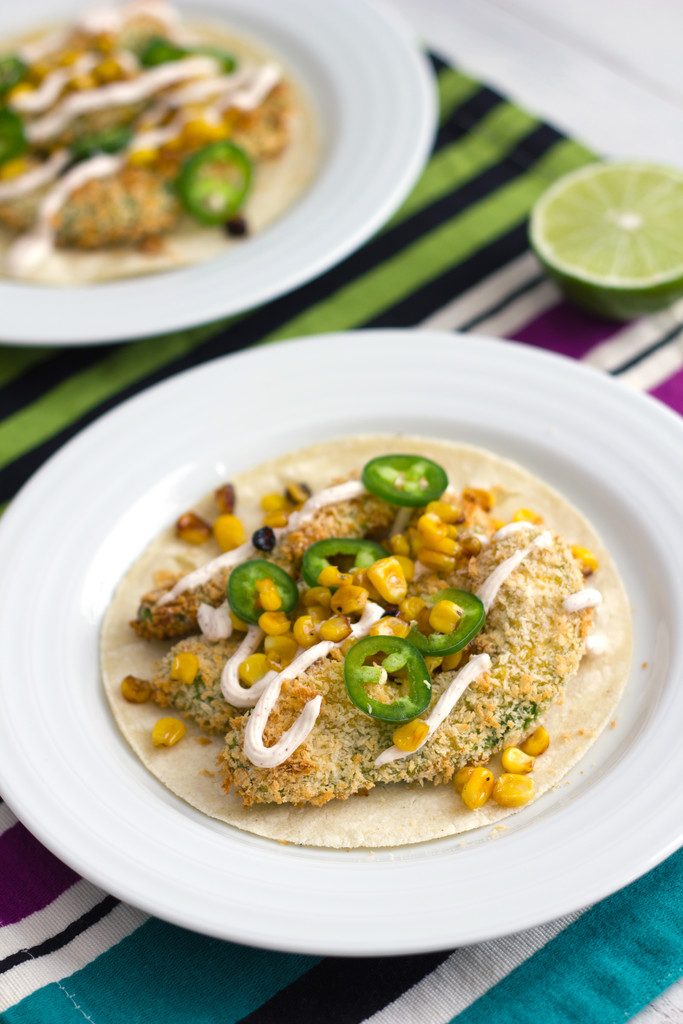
[427,51,449,75]
[460,273,546,332]
[0,894,119,975]
[237,950,452,1024]
[610,321,683,376]
[0,82,508,423]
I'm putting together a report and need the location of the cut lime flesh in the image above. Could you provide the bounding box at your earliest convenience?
[530,162,683,320]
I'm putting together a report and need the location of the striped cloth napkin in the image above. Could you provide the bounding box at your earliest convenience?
[1,55,682,1023]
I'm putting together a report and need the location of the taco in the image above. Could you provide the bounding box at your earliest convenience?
[101,435,631,848]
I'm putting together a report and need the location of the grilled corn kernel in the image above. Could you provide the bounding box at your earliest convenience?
[183,117,227,145]
[492,773,535,807]
[255,576,282,611]
[319,614,352,642]
[293,614,318,648]
[389,533,410,557]
[350,569,383,603]
[258,611,291,636]
[175,511,211,545]
[367,556,407,603]
[521,726,550,757]
[128,147,158,167]
[407,527,423,559]
[213,513,246,551]
[571,545,599,576]
[95,57,123,82]
[318,565,352,588]
[214,483,235,513]
[69,73,97,90]
[369,617,410,638]
[454,765,475,793]
[120,675,150,703]
[7,83,33,101]
[230,611,249,632]
[238,653,268,685]
[0,157,28,181]
[426,500,463,523]
[285,481,311,505]
[303,586,331,610]
[460,766,495,809]
[263,510,289,528]
[418,549,456,574]
[170,652,198,684]
[425,534,459,556]
[501,746,535,774]
[264,635,298,671]
[399,596,425,621]
[95,32,116,52]
[463,487,495,511]
[331,584,368,617]
[425,655,443,673]
[460,534,483,556]
[429,599,463,634]
[394,555,415,581]
[512,507,543,524]
[392,718,429,752]
[260,492,288,513]
[58,49,81,66]
[442,651,463,671]
[152,717,186,747]
[306,604,329,624]
[417,513,448,546]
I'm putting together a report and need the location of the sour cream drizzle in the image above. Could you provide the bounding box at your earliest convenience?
[586,632,608,655]
[563,587,602,612]
[0,150,70,202]
[197,600,232,641]
[78,0,183,38]
[221,626,278,707]
[476,530,552,612]
[375,653,492,766]
[492,521,535,541]
[243,601,385,766]
[10,54,98,115]
[157,479,367,606]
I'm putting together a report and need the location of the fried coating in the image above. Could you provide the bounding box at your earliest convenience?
[151,635,239,734]
[133,492,395,641]
[231,83,293,161]
[220,529,591,806]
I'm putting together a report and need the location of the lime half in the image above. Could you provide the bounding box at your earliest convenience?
[530,162,683,320]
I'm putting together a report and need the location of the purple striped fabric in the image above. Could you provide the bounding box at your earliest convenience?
[510,300,622,357]
[0,820,79,925]
[650,368,683,414]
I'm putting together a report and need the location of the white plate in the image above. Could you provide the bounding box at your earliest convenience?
[0,0,435,346]
[0,330,681,955]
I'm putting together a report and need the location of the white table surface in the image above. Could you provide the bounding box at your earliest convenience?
[385,0,683,1019]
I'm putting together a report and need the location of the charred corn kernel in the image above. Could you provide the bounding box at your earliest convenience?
[367,556,407,603]
[492,773,534,807]
[463,487,495,511]
[416,606,433,635]
[0,157,28,181]
[454,765,475,793]
[258,611,291,636]
[255,577,282,611]
[120,675,150,703]
[303,586,331,610]
[58,49,81,66]
[501,746,535,774]
[417,513,448,546]
[399,596,425,621]
[394,555,415,581]
[175,511,211,545]
[512,507,543,524]
[230,611,249,632]
[461,766,495,810]
[182,117,227,145]
[69,73,97,90]
[429,599,463,634]
[426,500,463,523]
[264,635,298,671]
[263,510,289,528]
[460,534,483,556]
[424,534,459,556]
[7,83,33,101]
[213,513,245,551]
[521,726,550,757]
[214,483,235,514]
[350,569,383,603]
[306,604,329,623]
[407,527,423,559]
[95,57,123,82]
[319,614,352,642]
[418,549,456,574]
[285,481,311,505]
[331,584,368,616]
[238,653,268,685]
[260,492,288,513]
[442,651,463,671]
[95,32,116,52]
[152,717,186,747]
[171,651,199,684]
[425,655,443,673]
[293,614,318,648]
[318,564,352,588]
[128,147,158,167]
[369,617,410,638]
[571,545,599,576]
[30,61,51,82]
[392,718,429,752]
[389,533,411,557]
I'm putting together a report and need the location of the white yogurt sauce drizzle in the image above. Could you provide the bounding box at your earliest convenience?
[197,600,232,641]
[476,530,552,612]
[586,632,608,655]
[492,521,535,542]
[10,54,98,115]
[375,653,492,766]
[563,588,602,613]
[0,150,70,203]
[221,626,278,707]
[243,601,385,766]
[78,0,183,38]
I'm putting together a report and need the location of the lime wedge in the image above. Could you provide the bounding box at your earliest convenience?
[530,162,683,320]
